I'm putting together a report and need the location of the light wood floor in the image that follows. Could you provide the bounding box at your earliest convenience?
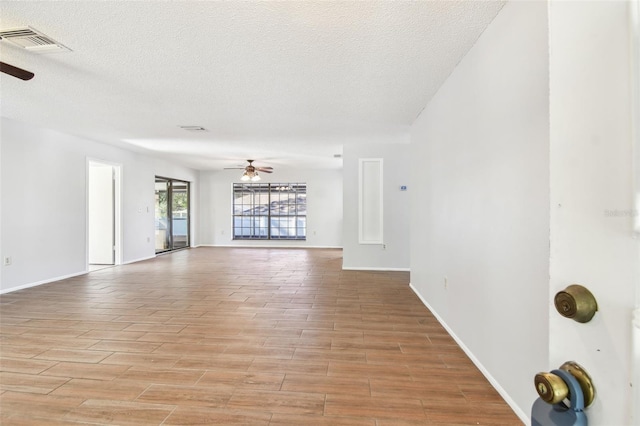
[0,247,522,425]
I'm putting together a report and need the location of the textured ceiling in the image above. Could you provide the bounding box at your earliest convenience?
[0,1,504,171]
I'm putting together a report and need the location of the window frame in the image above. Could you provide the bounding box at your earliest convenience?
[232,182,306,241]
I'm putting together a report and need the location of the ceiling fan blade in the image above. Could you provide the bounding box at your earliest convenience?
[0,61,34,81]
[225,161,274,173]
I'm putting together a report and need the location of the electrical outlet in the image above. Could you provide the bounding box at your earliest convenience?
[382,244,386,250]
[4,257,12,266]
[444,277,448,289]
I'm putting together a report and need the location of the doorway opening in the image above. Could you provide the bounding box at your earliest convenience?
[87,160,121,271]
[155,177,190,253]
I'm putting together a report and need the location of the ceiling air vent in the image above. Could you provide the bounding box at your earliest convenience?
[0,26,70,53]
[179,126,207,132]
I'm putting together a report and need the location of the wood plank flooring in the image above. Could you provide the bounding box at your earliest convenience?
[0,247,522,425]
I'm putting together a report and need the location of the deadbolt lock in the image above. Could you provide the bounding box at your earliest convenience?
[534,361,595,408]
[554,284,598,323]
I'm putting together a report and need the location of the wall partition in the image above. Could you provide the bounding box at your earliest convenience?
[155,177,190,253]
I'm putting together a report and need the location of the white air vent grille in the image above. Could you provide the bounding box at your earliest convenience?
[179,126,207,132]
[0,26,70,52]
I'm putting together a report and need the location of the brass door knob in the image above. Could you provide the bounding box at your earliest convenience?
[534,372,568,404]
[554,284,598,323]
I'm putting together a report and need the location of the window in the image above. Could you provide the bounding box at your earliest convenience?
[233,183,306,240]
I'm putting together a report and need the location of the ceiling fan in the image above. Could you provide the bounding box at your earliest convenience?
[225,160,273,182]
[0,61,34,80]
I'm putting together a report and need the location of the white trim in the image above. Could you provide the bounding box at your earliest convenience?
[343,266,410,272]
[0,271,87,295]
[122,255,156,265]
[358,158,384,245]
[631,2,640,424]
[632,0,640,238]
[1,254,161,294]
[633,308,640,425]
[409,283,529,425]
[196,244,343,249]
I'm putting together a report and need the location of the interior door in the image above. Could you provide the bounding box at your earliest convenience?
[88,163,114,264]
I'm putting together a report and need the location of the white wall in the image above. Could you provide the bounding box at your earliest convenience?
[548,2,638,424]
[198,168,342,248]
[342,142,410,270]
[0,117,199,293]
[410,1,549,422]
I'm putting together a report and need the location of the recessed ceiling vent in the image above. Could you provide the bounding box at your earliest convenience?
[179,126,207,132]
[0,26,70,53]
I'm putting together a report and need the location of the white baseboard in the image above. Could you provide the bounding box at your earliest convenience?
[342,266,410,272]
[409,283,529,425]
[0,271,88,295]
[122,255,156,264]
[633,308,640,424]
[0,255,159,295]
[196,244,342,249]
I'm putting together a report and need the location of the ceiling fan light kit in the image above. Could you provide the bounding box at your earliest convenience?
[241,171,261,182]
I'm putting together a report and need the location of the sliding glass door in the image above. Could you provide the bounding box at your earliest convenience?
[170,180,189,249]
[155,179,170,251]
[155,177,190,253]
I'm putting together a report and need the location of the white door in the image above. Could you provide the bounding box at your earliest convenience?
[631,0,640,422]
[548,2,639,424]
[88,163,114,265]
